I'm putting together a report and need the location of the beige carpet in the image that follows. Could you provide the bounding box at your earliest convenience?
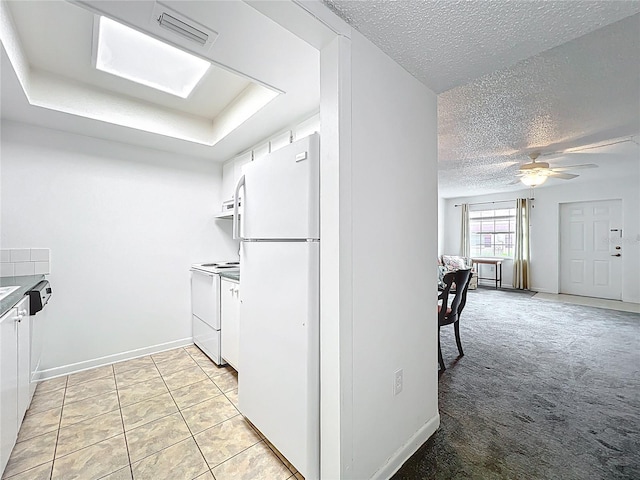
[393,288,640,480]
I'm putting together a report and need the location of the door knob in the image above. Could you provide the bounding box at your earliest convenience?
[611,254,621,257]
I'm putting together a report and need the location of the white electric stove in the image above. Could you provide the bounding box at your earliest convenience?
[190,261,239,364]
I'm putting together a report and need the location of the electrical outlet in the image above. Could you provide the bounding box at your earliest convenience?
[394,369,403,395]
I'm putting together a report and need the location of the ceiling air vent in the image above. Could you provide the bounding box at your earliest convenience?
[157,12,208,46]
[150,3,218,52]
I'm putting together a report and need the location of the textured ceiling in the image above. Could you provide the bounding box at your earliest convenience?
[324,0,640,94]
[324,1,640,198]
[438,13,640,197]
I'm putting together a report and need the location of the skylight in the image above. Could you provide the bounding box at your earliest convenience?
[95,16,210,98]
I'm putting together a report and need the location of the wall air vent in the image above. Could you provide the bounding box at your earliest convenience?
[157,12,208,46]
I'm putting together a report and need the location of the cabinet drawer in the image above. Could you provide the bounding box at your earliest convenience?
[192,315,223,366]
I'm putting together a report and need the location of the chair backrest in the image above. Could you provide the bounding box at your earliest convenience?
[457,270,474,316]
[438,269,471,327]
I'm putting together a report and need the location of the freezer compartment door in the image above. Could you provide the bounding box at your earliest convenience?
[241,133,319,240]
[192,316,223,365]
[238,241,319,479]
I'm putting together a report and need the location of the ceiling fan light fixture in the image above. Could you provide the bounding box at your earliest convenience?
[520,173,548,187]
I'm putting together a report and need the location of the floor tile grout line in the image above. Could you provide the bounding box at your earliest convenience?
[113,359,157,375]
[58,404,121,431]
[12,347,271,480]
[66,372,113,388]
[183,363,292,476]
[181,353,295,475]
[158,351,213,467]
[48,374,68,480]
[173,389,226,412]
[122,405,180,435]
[52,432,124,462]
[158,348,235,479]
[45,367,126,474]
[61,388,119,410]
[261,432,298,473]
[119,388,171,410]
[152,360,211,386]
[114,375,135,480]
[2,382,64,479]
[114,364,163,391]
[116,348,211,468]
[8,350,180,479]
[125,435,195,471]
[206,438,267,471]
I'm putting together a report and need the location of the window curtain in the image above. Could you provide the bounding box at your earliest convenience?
[513,198,531,289]
[460,203,470,257]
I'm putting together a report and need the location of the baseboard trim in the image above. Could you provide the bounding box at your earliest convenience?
[531,287,556,294]
[38,338,193,380]
[477,281,514,289]
[370,413,440,480]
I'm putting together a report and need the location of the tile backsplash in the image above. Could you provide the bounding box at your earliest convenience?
[0,248,50,277]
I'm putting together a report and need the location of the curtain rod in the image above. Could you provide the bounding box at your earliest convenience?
[454,198,534,207]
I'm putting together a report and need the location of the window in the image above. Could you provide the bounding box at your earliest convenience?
[469,208,516,258]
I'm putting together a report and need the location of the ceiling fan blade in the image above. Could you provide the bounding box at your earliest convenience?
[548,172,579,179]
[550,164,598,171]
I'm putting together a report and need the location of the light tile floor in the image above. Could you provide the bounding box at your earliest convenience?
[2,345,304,480]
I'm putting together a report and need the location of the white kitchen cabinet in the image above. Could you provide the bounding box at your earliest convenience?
[221,151,253,203]
[0,306,18,474]
[0,296,29,475]
[253,142,270,162]
[269,130,292,153]
[16,297,30,424]
[221,278,240,370]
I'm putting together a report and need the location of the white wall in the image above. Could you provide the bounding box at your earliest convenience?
[437,197,445,256]
[441,174,640,302]
[348,29,439,479]
[0,121,239,374]
[319,34,351,480]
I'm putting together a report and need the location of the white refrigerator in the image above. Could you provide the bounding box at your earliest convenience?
[234,133,319,480]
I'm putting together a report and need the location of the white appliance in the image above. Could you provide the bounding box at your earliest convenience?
[27,281,52,398]
[234,133,319,480]
[190,261,239,365]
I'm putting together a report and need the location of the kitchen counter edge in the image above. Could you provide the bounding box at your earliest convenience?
[1,275,47,317]
[219,271,240,282]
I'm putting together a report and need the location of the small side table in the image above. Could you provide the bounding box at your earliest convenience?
[471,258,502,289]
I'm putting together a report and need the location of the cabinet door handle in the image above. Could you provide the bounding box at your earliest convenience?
[14,314,23,323]
[611,254,621,257]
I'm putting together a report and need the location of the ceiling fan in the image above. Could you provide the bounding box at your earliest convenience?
[516,152,598,186]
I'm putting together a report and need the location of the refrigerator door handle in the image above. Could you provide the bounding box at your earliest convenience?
[233,175,246,240]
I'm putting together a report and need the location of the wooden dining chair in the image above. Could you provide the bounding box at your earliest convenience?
[437,268,473,371]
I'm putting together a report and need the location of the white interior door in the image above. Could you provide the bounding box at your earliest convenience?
[559,200,623,300]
